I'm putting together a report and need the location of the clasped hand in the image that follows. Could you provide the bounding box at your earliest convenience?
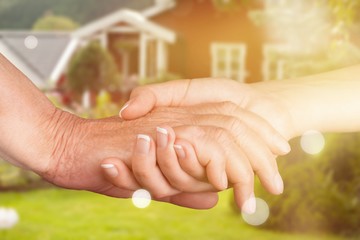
[93,79,292,213]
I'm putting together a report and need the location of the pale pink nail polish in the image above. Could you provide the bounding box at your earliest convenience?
[101,164,119,177]
[119,100,132,118]
[174,144,186,159]
[136,134,151,154]
[156,127,168,148]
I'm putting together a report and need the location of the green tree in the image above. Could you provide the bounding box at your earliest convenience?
[32,13,79,31]
[67,41,120,98]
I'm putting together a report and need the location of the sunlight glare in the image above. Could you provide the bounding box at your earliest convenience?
[300,130,325,155]
[24,35,38,50]
[132,189,152,209]
[241,198,269,226]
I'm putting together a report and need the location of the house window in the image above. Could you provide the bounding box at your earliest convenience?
[211,43,248,82]
[262,44,289,81]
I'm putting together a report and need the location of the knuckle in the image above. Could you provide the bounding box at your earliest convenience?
[187,125,206,138]
[188,115,200,125]
[181,162,198,175]
[240,171,254,186]
[227,117,246,134]
[226,117,251,145]
[171,178,190,192]
[159,159,174,171]
[212,127,232,145]
[133,168,150,180]
[221,101,238,114]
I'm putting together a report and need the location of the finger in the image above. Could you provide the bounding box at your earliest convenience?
[94,185,134,199]
[173,139,206,181]
[201,102,291,155]
[155,126,216,192]
[119,78,243,120]
[224,147,256,214]
[231,107,290,155]
[100,158,140,190]
[186,102,290,155]
[131,134,180,198]
[208,126,256,213]
[159,192,219,209]
[172,126,230,192]
[95,185,219,209]
[120,80,188,119]
[174,125,256,212]
[191,114,284,195]
[119,88,157,119]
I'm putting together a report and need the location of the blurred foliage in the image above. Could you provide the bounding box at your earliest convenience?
[77,90,120,119]
[0,160,40,188]
[67,41,121,97]
[32,13,79,31]
[239,6,360,235]
[234,133,360,236]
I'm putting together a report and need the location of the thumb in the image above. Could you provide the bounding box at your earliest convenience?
[119,78,242,120]
[119,86,157,119]
[119,80,191,120]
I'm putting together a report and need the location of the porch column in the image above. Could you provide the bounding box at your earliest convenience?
[156,39,167,77]
[139,33,148,79]
[99,32,108,48]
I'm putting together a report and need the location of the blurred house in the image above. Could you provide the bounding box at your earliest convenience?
[0,0,279,92]
[0,31,71,89]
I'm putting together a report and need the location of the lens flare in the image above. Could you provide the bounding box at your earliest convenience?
[300,130,325,155]
[241,198,270,226]
[24,35,38,50]
[132,189,152,209]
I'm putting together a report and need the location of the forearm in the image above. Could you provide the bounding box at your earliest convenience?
[0,54,57,172]
[253,65,360,137]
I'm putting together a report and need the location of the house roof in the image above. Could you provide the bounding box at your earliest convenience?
[0,31,70,89]
[73,4,176,43]
[54,6,177,85]
[72,10,176,43]
[0,0,176,88]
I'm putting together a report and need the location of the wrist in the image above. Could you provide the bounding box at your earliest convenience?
[244,81,299,140]
[31,108,84,177]
[42,115,132,189]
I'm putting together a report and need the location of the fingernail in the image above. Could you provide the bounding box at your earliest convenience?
[101,164,119,177]
[119,100,131,118]
[136,134,151,154]
[275,135,291,154]
[156,127,168,148]
[274,173,284,194]
[174,145,186,159]
[222,172,228,189]
[242,193,256,215]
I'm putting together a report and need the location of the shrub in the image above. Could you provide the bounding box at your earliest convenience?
[232,133,360,236]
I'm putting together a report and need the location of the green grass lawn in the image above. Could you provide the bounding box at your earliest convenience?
[0,188,345,240]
